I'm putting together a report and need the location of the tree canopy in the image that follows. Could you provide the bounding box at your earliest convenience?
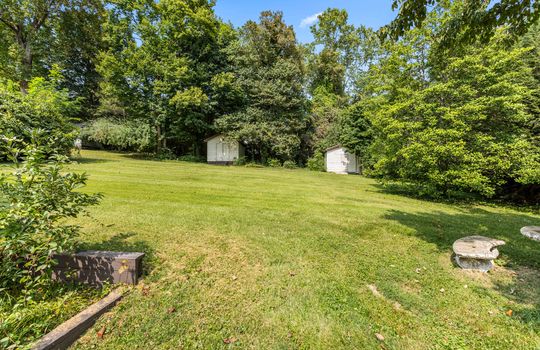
[382,0,540,48]
[1,0,539,201]
[216,11,309,163]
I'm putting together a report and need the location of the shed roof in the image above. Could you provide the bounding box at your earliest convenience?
[204,134,225,142]
[204,134,244,145]
[326,145,343,152]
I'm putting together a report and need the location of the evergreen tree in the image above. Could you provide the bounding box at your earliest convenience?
[216,11,308,163]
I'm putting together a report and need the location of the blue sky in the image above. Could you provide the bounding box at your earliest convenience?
[214,0,397,43]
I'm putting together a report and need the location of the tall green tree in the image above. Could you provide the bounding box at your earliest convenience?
[305,8,379,161]
[366,29,539,198]
[308,8,361,96]
[383,0,540,48]
[519,22,540,137]
[52,3,105,118]
[216,11,308,163]
[97,0,236,154]
[0,0,103,93]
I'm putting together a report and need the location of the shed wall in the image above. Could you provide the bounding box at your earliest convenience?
[207,136,242,164]
[325,148,360,174]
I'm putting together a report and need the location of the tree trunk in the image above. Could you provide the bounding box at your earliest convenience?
[156,125,162,153]
[16,33,32,94]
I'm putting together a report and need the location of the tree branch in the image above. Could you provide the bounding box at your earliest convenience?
[0,10,18,33]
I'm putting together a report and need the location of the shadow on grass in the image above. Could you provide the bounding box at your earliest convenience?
[79,232,157,278]
[384,208,540,268]
[118,153,206,164]
[493,267,540,326]
[374,182,540,209]
[118,153,171,162]
[385,208,540,326]
[72,157,114,164]
[372,182,486,205]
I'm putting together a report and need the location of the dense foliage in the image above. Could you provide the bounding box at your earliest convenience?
[216,11,309,163]
[0,136,101,300]
[368,33,539,197]
[0,74,79,159]
[383,0,539,48]
[96,0,237,156]
[0,0,104,118]
[81,118,156,152]
[0,0,538,201]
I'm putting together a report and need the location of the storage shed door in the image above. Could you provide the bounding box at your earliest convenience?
[216,142,230,161]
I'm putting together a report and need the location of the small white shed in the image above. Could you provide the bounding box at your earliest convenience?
[325,146,360,174]
[205,134,245,165]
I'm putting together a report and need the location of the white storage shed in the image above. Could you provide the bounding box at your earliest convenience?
[325,146,360,174]
[205,134,245,165]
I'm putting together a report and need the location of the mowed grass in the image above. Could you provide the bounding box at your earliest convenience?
[71,150,540,349]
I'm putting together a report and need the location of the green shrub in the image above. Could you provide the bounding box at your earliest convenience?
[282,160,297,169]
[178,154,206,163]
[81,118,156,152]
[245,162,264,168]
[307,153,325,172]
[0,135,102,300]
[367,33,540,199]
[155,148,176,160]
[267,158,281,167]
[233,156,247,166]
[0,77,79,160]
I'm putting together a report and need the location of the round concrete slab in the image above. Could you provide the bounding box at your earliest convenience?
[453,236,505,260]
[521,226,540,242]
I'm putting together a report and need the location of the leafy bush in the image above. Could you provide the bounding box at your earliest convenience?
[233,156,247,166]
[155,148,176,160]
[267,158,281,167]
[81,118,156,152]
[245,162,264,168]
[282,160,298,169]
[0,135,102,300]
[178,154,206,163]
[307,153,325,172]
[367,35,540,198]
[0,77,79,160]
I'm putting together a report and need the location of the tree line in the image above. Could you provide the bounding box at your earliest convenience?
[1,0,539,201]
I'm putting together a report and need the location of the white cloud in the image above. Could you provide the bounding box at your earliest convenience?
[300,12,322,28]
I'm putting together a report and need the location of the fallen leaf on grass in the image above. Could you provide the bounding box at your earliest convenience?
[223,337,237,344]
[167,307,176,314]
[506,309,513,317]
[231,275,238,281]
[138,283,150,296]
[289,272,296,277]
[375,333,385,341]
[97,326,106,339]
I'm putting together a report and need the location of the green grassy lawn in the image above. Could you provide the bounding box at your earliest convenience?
[67,150,540,349]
